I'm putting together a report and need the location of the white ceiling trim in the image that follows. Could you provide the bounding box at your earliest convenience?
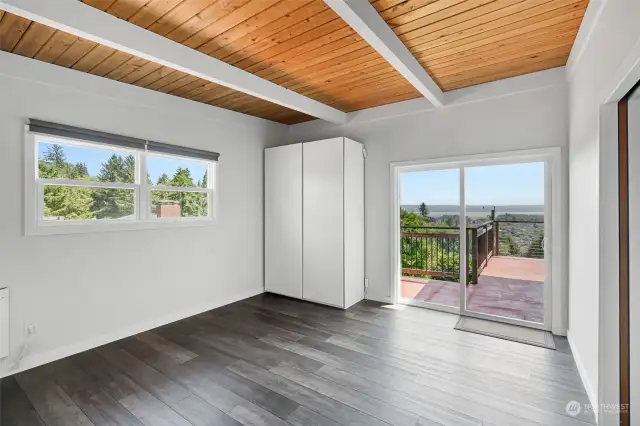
[565,0,608,79]
[0,0,348,124]
[324,0,445,108]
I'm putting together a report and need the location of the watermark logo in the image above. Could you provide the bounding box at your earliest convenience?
[565,401,582,417]
[565,401,629,417]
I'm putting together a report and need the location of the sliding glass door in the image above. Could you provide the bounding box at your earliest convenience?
[398,168,461,310]
[462,163,547,327]
[395,155,552,330]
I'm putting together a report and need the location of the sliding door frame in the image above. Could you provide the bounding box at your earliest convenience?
[618,82,639,426]
[390,148,562,332]
[459,156,552,331]
[392,161,464,315]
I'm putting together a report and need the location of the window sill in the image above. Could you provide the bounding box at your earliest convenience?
[25,217,217,236]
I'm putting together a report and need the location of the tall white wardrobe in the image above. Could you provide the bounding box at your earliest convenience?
[265,137,365,309]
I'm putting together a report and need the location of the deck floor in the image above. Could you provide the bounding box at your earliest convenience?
[1,293,594,426]
[401,256,545,323]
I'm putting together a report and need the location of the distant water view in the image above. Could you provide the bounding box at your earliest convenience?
[401,205,544,218]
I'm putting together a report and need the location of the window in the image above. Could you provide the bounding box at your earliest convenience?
[147,154,210,219]
[26,124,217,235]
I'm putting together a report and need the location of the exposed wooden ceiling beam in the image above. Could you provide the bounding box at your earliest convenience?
[324,0,445,107]
[0,0,348,124]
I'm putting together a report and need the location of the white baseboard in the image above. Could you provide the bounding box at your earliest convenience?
[1,287,264,378]
[567,330,598,422]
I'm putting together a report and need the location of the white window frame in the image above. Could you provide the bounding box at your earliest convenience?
[25,131,218,236]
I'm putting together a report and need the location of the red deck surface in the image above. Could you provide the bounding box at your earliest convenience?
[401,256,544,323]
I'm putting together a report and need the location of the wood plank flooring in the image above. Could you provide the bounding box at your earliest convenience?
[0,294,596,425]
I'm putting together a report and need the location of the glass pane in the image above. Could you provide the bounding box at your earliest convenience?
[147,155,209,188]
[464,162,545,324]
[399,168,461,308]
[150,190,208,219]
[43,185,135,221]
[38,141,135,183]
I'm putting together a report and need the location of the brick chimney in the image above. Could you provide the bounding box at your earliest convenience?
[157,201,181,218]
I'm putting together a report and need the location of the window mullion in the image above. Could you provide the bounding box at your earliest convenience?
[208,188,215,219]
[209,162,215,219]
[139,150,150,221]
[36,181,45,227]
[39,179,137,190]
[149,185,209,193]
[207,161,213,190]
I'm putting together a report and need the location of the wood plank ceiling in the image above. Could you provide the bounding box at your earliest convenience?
[0,0,588,124]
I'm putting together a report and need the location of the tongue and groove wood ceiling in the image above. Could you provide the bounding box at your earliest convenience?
[0,0,588,124]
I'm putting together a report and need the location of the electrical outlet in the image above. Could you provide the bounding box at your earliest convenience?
[364,278,369,288]
[25,322,35,337]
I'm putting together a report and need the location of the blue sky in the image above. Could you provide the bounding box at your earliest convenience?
[38,142,208,184]
[400,162,544,205]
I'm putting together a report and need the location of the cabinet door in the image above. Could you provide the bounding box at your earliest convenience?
[265,144,302,298]
[303,138,344,307]
[343,138,365,308]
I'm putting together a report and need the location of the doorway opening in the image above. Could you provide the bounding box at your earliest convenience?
[393,151,556,331]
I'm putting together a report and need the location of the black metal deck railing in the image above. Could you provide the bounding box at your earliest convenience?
[401,220,544,284]
[401,226,461,279]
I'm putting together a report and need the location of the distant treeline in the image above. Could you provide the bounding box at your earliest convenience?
[401,204,544,214]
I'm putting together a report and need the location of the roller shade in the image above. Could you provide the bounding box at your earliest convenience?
[28,119,220,161]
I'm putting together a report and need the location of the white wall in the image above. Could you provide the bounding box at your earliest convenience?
[0,52,288,377]
[566,0,640,419]
[289,69,569,331]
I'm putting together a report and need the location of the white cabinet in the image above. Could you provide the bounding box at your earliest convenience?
[302,138,345,306]
[265,143,302,298]
[343,139,365,308]
[265,137,364,309]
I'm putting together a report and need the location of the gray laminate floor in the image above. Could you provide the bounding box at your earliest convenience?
[1,294,596,425]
